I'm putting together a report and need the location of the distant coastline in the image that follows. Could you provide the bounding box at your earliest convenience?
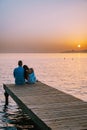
[61,49,87,53]
[0,49,87,53]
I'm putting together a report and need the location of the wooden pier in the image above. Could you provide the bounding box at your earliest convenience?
[3,81,87,130]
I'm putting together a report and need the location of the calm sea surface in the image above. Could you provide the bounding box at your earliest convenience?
[0,53,87,129]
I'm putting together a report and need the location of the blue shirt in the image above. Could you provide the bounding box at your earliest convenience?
[13,66,25,85]
[28,72,36,84]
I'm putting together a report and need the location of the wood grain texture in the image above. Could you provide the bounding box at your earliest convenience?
[3,81,87,130]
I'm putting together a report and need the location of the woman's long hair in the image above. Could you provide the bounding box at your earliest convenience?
[23,65,29,80]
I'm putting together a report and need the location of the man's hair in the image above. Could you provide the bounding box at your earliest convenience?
[18,60,23,66]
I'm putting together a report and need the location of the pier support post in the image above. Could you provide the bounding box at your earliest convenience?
[4,92,9,105]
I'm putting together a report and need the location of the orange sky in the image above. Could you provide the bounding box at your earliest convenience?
[0,0,87,52]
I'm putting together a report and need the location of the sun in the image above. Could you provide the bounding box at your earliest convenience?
[77,44,81,48]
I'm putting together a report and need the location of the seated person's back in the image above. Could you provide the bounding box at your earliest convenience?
[23,65,36,84]
[28,68,36,84]
[13,60,25,85]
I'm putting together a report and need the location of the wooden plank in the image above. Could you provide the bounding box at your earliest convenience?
[3,81,87,130]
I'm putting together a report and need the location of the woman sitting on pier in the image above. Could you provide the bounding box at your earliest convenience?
[23,65,37,84]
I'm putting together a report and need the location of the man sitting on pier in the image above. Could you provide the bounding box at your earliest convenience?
[13,60,25,85]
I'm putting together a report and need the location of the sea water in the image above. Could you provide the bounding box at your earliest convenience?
[0,53,87,129]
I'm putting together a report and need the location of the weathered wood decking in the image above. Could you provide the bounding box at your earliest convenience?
[3,81,87,130]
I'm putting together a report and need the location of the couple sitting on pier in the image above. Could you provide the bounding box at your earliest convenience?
[13,60,37,85]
